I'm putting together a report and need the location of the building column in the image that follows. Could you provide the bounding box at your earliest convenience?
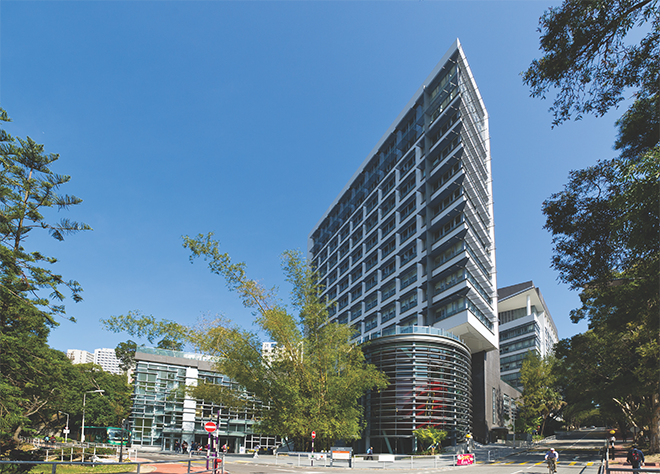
[526,295,531,316]
[182,367,198,445]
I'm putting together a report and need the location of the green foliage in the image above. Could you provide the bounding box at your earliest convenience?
[412,426,447,454]
[544,149,659,449]
[73,365,133,428]
[0,108,91,444]
[0,110,91,320]
[114,341,137,373]
[179,234,389,449]
[102,310,188,349]
[517,352,565,436]
[527,0,659,452]
[101,236,390,450]
[523,0,659,125]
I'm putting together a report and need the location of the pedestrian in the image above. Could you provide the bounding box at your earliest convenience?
[253,444,260,458]
[174,440,180,453]
[627,445,644,471]
[366,447,374,460]
[182,441,188,454]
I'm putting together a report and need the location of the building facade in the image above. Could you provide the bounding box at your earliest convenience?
[67,348,123,375]
[130,347,277,453]
[308,39,512,445]
[498,281,559,389]
[94,348,123,375]
[67,349,94,365]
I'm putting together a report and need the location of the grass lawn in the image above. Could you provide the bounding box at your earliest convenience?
[29,464,137,474]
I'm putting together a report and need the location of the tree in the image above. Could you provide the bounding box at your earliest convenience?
[523,0,659,126]
[412,426,447,454]
[0,108,91,445]
[555,327,657,440]
[525,0,659,452]
[517,352,565,437]
[103,233,389,450]
[542,147,659,450]
[72,365,133,429]
[103,310,188,349]
[115,340,138,373]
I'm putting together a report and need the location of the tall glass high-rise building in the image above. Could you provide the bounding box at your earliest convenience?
[308,40,516,448]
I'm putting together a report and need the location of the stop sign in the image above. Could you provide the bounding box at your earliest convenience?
[204,421,217,433]
[311,431,316,439]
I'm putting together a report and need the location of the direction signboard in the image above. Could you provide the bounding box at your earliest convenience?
[204,421,217,433]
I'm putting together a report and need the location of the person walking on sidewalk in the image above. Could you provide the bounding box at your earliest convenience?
[627,445,644,472]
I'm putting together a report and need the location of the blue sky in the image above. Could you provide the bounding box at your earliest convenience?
[1,1,622,354]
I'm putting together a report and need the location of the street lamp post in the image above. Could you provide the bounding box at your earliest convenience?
[81,390,105,443]
[59,411,70,443]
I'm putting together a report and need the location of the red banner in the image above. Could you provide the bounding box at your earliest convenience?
[457,453,475,465]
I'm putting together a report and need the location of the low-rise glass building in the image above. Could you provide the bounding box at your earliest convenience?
[130,347,278,452]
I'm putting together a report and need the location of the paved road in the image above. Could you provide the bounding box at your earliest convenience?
[140,445,603,474]
[137,429,610,474]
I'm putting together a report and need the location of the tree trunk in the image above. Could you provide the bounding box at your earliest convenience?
[13,424,23,442]
[650,392,659,453]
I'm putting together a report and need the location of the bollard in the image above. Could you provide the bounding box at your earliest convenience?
[187,459,192,473]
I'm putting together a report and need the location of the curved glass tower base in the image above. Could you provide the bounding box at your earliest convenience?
[362,327,472,454]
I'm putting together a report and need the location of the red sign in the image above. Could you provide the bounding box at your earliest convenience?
[456,454,474,466]
[311,431,316,439]
[204,421,217,433]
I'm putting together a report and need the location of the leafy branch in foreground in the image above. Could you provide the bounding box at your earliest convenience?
[182,233,389,450]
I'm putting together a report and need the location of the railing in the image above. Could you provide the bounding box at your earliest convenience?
[274,451,476,469]
[0,457,227,474]
[356,324,464,345]
[20,441,138,463]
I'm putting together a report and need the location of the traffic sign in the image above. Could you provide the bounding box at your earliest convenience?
[204,421,217,433]
[311,431,316,439]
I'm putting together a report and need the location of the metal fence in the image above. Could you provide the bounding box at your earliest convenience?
[273,451,479,469]
[0,458,226,474]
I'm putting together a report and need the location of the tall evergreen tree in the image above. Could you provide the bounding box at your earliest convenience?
[0,108,91,444]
